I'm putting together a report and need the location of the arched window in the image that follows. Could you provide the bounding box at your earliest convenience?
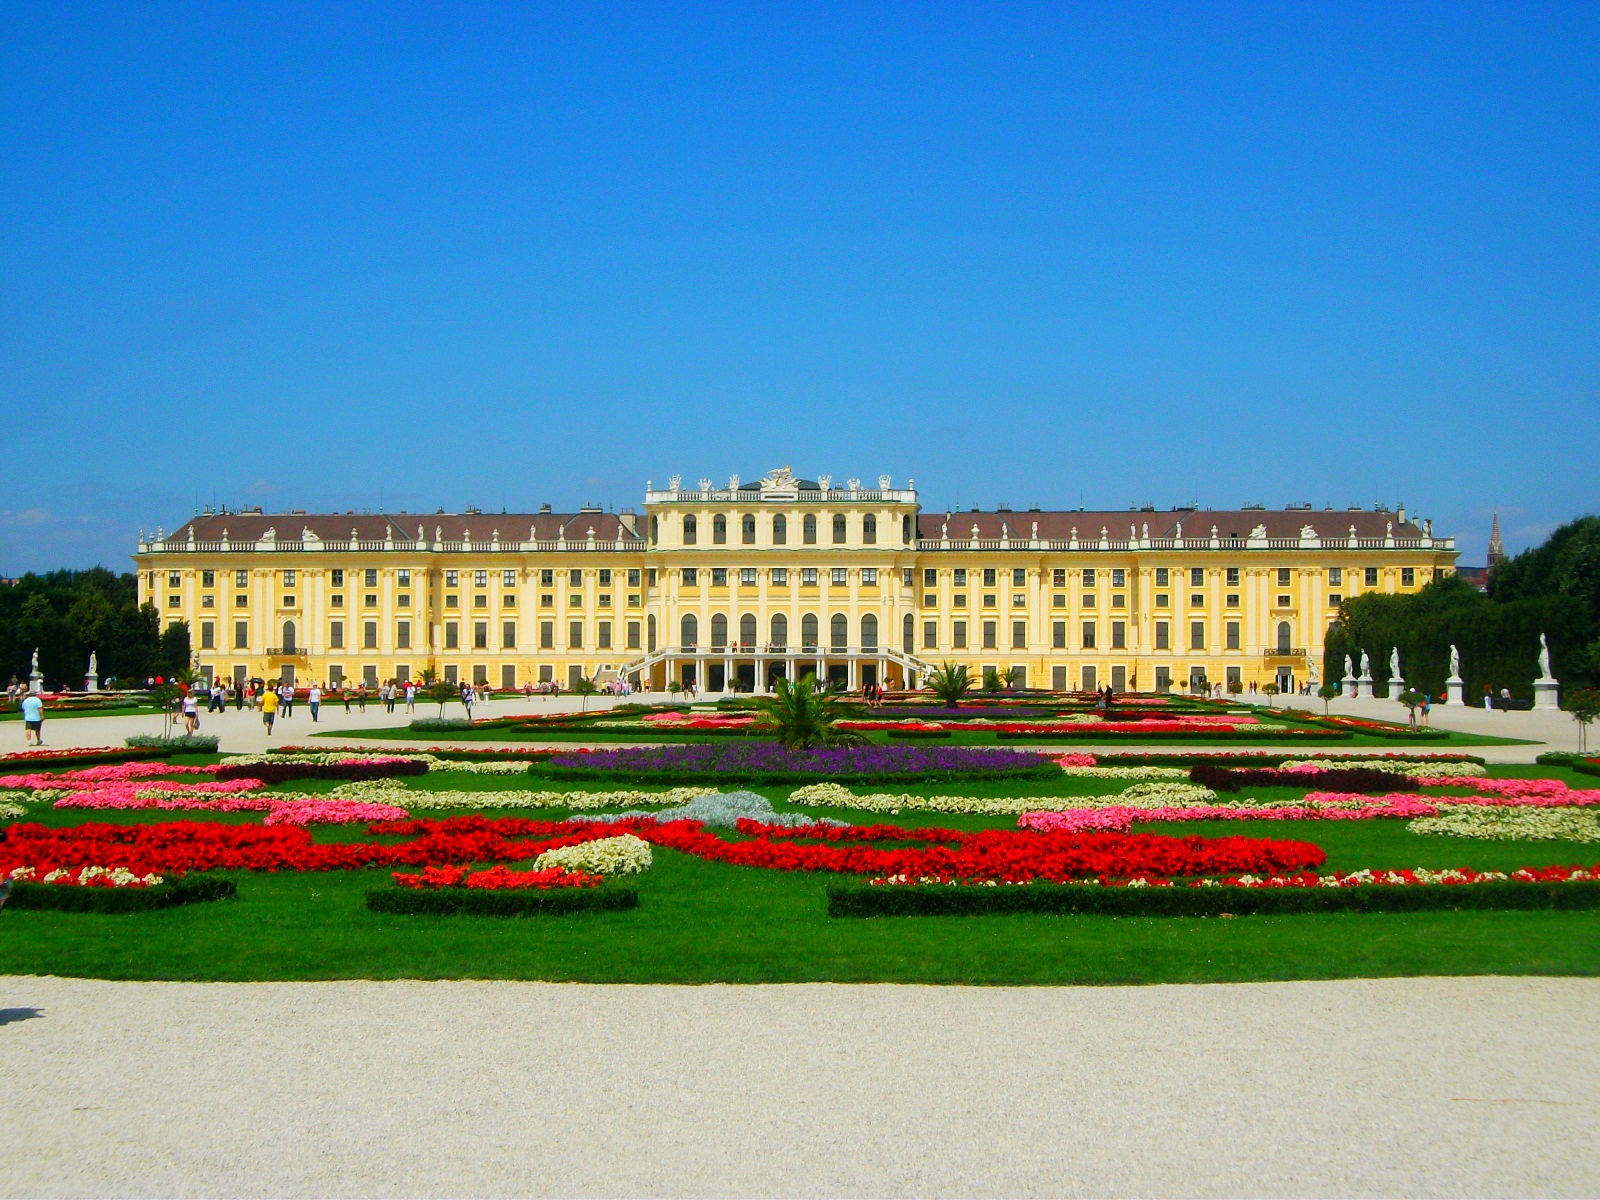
[803,514,817,544]
[903,613,914,652]
[863,514,877,545]
[741,513,756,545]
[650,515,659,545]
[281,620,297,652]
[683,515,697,546]
[1277,621,1293,653]
[647,614,657,652]
[902,514,912,544]
[771,613,788,648]
[830,613,848,652]
[832,514,847,544]
[801,613,819,649]
[712,514,727,545]
[772,514,787,545]
[739,614,756,648]
[711,614,728,648]
[860,613,878,650]
[681,614,697,649]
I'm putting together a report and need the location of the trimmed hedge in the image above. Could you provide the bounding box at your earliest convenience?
[215,758,430,784]
[4,874,236,913]
[885,729,953,739]
[1091,752,1485,769]
[0,747,173,775]
[365,885,638,917]
[827,880,1600,918]
[1538,752,1600,779]
[125,734,221,752]
[996,729,1352,743]
[407,718,474,732]
[526,763,1061,786]
[1189,763,1419,794]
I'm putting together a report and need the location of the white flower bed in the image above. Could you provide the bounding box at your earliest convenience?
[533,834,653,875]
[1056,766,1188,779]
[1112,782,1221,808]
[0,799,26,820]
[784,780,1217,816]
[328,778,710,810]
[1281,758,1487,779]
[1408,807,1600,842]
[9,865,164,887]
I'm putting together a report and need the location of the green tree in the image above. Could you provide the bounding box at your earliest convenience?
[1317,682,1341,716]
[1261,682,1280,706]
[426,680,458,718]
[1397,688,1426,729]
[1564,687,1600,754]
[757,674,864,749]
[572,674,599,713]
[158,620,192,678]
[924,662,973,708]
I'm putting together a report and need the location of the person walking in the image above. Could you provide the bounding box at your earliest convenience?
[20,692,44,746]
[261,685,279,736]
[181,689,199,735]
[308,682,322,723]
[342,684,352,714]
[1484,685,1493,711]
[356,682,367,713]
[404,681,416,713]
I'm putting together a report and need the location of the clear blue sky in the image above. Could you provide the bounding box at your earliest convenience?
[3,2,1596,574]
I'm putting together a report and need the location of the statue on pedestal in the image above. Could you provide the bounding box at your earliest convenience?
[1344,655,1354,682]
[1359,650,1371,679]
[1389,647,1401,682]
[1449,644,1460,679]
[1538,633,1554,681]
[85,651,99,693]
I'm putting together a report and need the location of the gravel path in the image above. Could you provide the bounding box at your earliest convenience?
[3,975,1596,1197]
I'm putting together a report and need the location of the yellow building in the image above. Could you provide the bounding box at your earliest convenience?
[136,466,1458,694]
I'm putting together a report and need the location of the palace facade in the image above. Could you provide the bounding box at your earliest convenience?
[135,468,1458,694]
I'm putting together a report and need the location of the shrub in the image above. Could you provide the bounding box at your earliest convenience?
[409,717,474,732]
[827,880,1600,918]
[365,886,638,917]
[1189,764,1419,794]
[3,874,236,913]
[124,734,220,752]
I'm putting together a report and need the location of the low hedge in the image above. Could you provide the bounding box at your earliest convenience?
[1189,763,1419,794]
[1537,752,1600,779]
[215,759,430,784]
[0,747,173,774]
[407,718,474,732]
[827,880,1600,918]
[4,874,236,913]
[365,885,638,917]
[1091,752,1486,768]
[995,729,1352,743]
[885,729,953,739]
[125,734,221,752]
[526,764,1061,786]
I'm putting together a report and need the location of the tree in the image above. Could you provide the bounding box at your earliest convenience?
[572,674,599,713]
[1227,678,1245,698]
[1317,682,1341,716]
[425,680,458,718]
[148,680,182,739]
[158,620,192,678]
[1564,687,1600,754]
[758,674,864,749]
[1397,687,1426,729]
[924,662,973,708]
[419,666,438,685]
[1261,682,1280,706]
[1001,666,1024,691]
[981,666,1005,693]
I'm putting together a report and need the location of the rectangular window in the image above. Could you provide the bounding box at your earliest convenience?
[598,621,612,650]
[1190,621,1205,650]
[1052,621,1066,649]
[1192,567,1205,587]
[1156,593,1169,607]
[740,568,757,586]
[1226,621,1240,651]
[983,568,997,587]
[1052,594,1065,608]
[1278,595,1292,607]
[471,570,486,588]
[1226,567,1240,586]
[982,621,997,650]
[539,621,554,650]
[569,569,582,587]
[1011,568,1026,587]
[395,594,410,608]
[682,568,698,586]
[772,568,788,585]
[1329,567,1343,586]
[902,568,914,587]
[1365,567,1379,586]
[1011,620,1026,649]
[364,621,378,650]
[499,594,512,608]
[923,620,937,649]
[367,569,380,587]
[627,621,641,650]
[1226,593,1239,607]
[801,568,818,586]
[503,570,516,588]
[953,568,967,586]
[1111,568,1125,588]
[1082,593,1096,608]
[983,594,997,608]
[444,665,458,685]
[280,595,293,608]
[628,569,641,587]
[1155,567,1169,587]
[398,570,411,587]
[925,568,938,587]
[569,594,582,608]
[236,569,249,588]
[1012,593,1026,607]
[1155,621,1170,650]
[541,594,553,607]
[1190,593,1204,607]
[200,621,214,649]
[1330,592,1342,606]
[598,594,611,608]
[569,621,583,649]
[831,568,848,585]
[397,621,411,650]
[236,621,250,649]
[365,594,379,608]
[1111,621,1125,650]
[952,620,967,649]
[1401,567,1415,587]
[446,571,459,587]
[710,568,727,587]
[200,570,214,588]
[1083,568,1096,587]
[598,569,612,586]
[1081,621,1096,649]
[1277,568,1292,587]
[201,595,215,608]
[500,621,514,650]
[282,570,295,587]
[1052,569,1066,587]
[1110,594,1125,608]
[445,621,459,650]
[862,568,878,586]
[540,569,554,587]
[952,593,966,608]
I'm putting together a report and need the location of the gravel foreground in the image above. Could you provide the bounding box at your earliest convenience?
[2,975,1596,1198]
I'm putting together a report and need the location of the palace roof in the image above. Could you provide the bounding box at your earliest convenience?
[160,511,640,544]
[915,509,1426,541]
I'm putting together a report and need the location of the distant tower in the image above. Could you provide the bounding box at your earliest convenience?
[1486,513,1506,571]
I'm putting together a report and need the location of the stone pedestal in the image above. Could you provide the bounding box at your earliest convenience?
[1356,675,1374,699]
[1346,680,1358,698]
[28,669,43,695]
[1534,679,1561,710]
[1445,676,1465,706]
[1388,677,1406,700]
[84,675,98,693]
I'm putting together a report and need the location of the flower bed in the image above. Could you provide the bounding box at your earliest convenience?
[1190,764,1420,794]
[532,743,1058,784]
[0,746,175,772]
[332,779,711,810]
[533,834,653,875]
[1408,808,1600,841]
[1052,752,1485,770]
[1019,796,1439,833]
[272,745,562,763]
[213,758,429,784]
[1,873,237,913]
[391,864,604,889]
[827,867,1600,917]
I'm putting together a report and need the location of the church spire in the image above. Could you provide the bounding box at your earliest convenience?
[1487,512,1506,570]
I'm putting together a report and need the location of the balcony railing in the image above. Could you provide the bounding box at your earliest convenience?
[265,647,308,658]
[1263,648,1308,660]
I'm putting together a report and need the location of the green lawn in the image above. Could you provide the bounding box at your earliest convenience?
[2,763,1596,983]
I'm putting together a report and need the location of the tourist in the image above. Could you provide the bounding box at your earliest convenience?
[20,691,44,746]
[405,681,416,713]
[260,685,278,736]
[342,684,352,714]
[356,682,367,712]
[308,682,322,722]
[279,682,293,717]
[1420,694,1431,726]
[1484,685,1493,711]
[386,682,398,714]
[1500,686,1511,708]
[181,689,199,734]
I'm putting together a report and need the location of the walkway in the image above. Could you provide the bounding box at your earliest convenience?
[1,975,1594,1196]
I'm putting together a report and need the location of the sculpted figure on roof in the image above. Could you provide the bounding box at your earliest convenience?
[759,466,797,492]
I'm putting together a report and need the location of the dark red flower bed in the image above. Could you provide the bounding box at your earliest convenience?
[214,758,429,784]
[1189,764,1420,794]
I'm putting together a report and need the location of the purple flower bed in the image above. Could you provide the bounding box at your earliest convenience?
[530,742,1057,784]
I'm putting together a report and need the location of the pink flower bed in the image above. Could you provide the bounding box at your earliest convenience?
[0,763,218,790]
[1020,796,1440,834]
[640,713,759,728]
[53,788,408,825]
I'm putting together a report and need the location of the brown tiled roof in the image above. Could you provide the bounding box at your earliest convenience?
[915,509,1429,540]
[163,512,639,543]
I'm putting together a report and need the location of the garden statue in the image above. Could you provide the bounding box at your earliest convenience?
[1538,633,1554,681]
[1449,644,1460,678]
[1343,654,1354,681]
[1359,650,1371,678]
[1389,646,1401,682]
[1533,632,1560,710]
[1306,656,1320,686]
[1445,644,1465,705]
[85,651,99,693]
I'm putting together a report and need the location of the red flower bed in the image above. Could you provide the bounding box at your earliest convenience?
[392,864,602,890]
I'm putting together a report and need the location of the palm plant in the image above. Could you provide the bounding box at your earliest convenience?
[924,662,973,709]
[758,674,865,749]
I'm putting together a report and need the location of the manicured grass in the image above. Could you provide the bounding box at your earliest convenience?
[0,704,160,721]
[1,764,1597,983]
